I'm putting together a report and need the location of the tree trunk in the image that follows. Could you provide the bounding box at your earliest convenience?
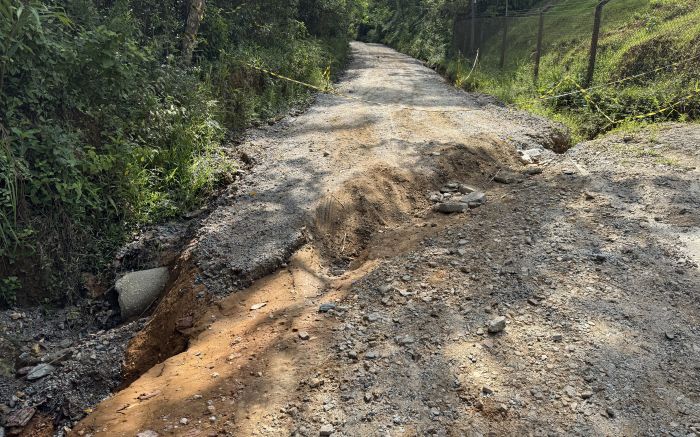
[182,0,205,66]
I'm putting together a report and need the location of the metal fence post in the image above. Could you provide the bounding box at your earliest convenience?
[500,0,509,69]
[533,4,551,82]
[470,0,476,54]
[585,0,610,87]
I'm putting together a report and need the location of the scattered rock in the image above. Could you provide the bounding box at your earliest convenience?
[137,431,159,437]
[395,335,415,346]
[365,351,379,360]
[319,303,336,313]
[250,302,267,310]
[3,407,35,428]
[116,267,170,320]
[428,192,443,202]
[434,202,468,214]
[180,418,189,425]
[26,363,56,381]
[440,182,459,192]
[493,171,521,184]
[298,331,310,341]
[365,313,380,322]
[460,191,486,208]
[137,390,161,401]
[487,316,507,334]
[519,148,543,164]
[458,184,478,194]
[319,424,334,436]
[524,166,543,176]
[309,378,325,388]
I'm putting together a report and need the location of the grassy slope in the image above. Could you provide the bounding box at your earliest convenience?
[448,0,700,140]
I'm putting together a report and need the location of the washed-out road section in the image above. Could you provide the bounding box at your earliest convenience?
[61,42,700,437]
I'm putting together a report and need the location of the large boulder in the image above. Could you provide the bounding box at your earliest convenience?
[116,267,170,320]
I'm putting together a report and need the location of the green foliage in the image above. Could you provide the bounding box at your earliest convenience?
[0,276,20,306]
[1,0,355,306]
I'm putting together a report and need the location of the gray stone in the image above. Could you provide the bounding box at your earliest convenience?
[365,313,380,322]
[428,192,443,202]
[524,167,543,176]
[395,335,415,345]
[137,431,159,437]
[26,363,55,381]
[458,184,477,194]
[493,172,521,184]
[519,148,543,164]
[378,284,393,293]
[116,267,169,320]
[365,350,379,360]
[460,191,486,208]
[487,316,507,334]
[319,303,336,313]
[298,331,310,340]
[319,424,335,436]
[433,202,468,214]
[440,183,459,193]
[0,426,5,437]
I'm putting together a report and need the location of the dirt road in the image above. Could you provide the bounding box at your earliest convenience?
[71,43,699,436]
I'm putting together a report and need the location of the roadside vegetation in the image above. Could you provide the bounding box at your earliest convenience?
[360,0,700,141]
[0,0,360,306]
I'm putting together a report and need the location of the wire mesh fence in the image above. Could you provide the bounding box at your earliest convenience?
[450,0,700,132]
[453,0,699,85]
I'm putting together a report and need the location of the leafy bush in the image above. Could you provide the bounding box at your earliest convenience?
[1,0,355,306]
